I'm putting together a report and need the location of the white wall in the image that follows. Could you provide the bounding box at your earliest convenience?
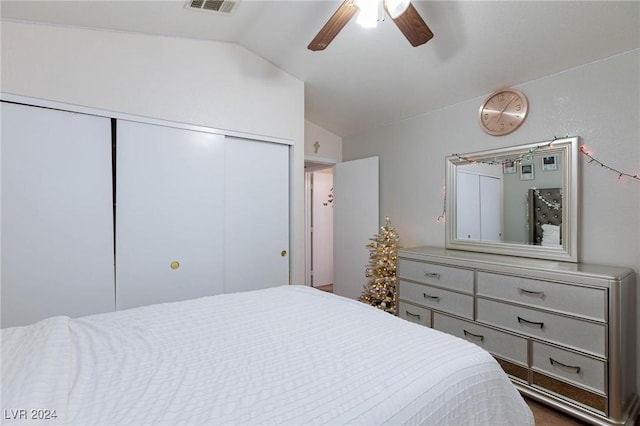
[305,119,342,162]
[343,49,640,387]
[0,20,306,284]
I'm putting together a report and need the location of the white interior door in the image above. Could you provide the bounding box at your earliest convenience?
[333,156,379,299]
[116,120,225,310]
[1,102,114,327]
[224,137,290,293]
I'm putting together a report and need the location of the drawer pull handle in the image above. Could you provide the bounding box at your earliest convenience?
[405,310,421,319]
[518,288,545,298]
[549,357,581,374]
[423,293,440,302]
[463,330,484,341]
[424,272,441,280]
[517,316,544,329]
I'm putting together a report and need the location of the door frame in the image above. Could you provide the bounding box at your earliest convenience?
[304,158,336,287]
[0,93,292,146]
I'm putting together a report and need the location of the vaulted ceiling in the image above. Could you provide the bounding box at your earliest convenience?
[2,1,638,137]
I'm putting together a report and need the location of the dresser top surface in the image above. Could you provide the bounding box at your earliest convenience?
[398,246,635,281]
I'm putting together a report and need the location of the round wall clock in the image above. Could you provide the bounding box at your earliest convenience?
[478,88,529,136]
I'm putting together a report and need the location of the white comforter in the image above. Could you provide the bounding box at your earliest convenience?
[2,285,533,425]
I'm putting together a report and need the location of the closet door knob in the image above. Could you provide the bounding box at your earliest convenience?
[281,250,287,257]
[170,261,180,270]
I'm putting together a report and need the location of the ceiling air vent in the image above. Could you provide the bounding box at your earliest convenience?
[185,0,239,15]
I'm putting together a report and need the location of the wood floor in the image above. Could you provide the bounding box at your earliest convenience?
[526,397,640,425]
[525,397,589,425]
[314,284,333,293]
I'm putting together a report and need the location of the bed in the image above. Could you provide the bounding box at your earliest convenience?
[2,285,533,425]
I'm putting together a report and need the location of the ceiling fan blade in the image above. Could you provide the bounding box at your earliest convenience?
[308,0,358,51]
[388,3,434,47]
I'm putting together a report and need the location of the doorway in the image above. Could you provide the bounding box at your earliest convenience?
[304,161,334,290]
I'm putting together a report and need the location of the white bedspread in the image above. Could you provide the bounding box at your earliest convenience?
[2,285,533,425]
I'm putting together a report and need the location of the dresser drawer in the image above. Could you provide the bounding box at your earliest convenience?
[532,341,606,394]
[399,280,474,319]
[398,301,431,327]
[433,312,528,366]
[398,259,474,293]
[477,272,606,321]
[477,298,606,357]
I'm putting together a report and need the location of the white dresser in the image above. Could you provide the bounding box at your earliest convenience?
[397,246,638,426]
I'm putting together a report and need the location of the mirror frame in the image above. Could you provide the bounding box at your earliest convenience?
[445,136,580,262]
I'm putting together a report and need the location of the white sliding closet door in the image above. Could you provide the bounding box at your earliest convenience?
[224,137,290,293]
[116,120,225,310]
[1,102,114,328]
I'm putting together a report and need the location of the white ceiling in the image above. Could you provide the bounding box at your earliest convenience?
[2,1,639,137]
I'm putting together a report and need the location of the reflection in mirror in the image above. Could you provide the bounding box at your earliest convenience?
[453,147,565,246]
[445,137,579,262]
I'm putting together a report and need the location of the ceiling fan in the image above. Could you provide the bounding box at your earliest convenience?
[308,0,434,51]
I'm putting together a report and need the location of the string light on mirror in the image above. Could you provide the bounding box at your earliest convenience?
[452,140,554,167]
[451,136,639,183]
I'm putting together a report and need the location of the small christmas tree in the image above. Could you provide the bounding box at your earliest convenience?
[359,217,400,314]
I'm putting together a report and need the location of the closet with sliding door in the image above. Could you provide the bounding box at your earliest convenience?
[1,102,290,328]
[1,102,115,328]
[455,169,503,242]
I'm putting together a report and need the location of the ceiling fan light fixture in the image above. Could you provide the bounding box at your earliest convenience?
[307,0,432,51]
[384,0,410,19]
[355,0,380,28]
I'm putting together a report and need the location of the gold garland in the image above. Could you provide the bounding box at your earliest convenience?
[533,188,561,210]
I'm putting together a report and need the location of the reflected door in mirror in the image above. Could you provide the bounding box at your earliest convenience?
[456,170,502,242]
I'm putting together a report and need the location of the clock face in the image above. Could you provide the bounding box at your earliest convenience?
[479,88,528,136]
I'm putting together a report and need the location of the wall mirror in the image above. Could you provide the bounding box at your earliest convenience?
[445,136,579,262]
